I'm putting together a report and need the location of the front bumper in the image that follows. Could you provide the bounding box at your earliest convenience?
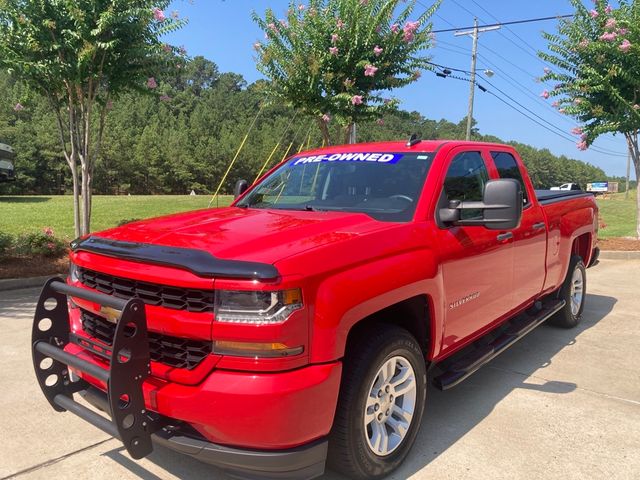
[32,278,339,479]
[82,386,328,480]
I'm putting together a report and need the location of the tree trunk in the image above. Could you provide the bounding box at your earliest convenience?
[343,123,354,144]
[69,158,81,239]
[625,131,640,239]
[317,117,331,146]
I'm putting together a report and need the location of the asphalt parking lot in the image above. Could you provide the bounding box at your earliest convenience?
[1,259,639,480]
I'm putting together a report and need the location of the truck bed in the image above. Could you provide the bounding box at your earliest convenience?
[535,189,594,205]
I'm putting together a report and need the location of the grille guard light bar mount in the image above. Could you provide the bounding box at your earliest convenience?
[32,277,164,459]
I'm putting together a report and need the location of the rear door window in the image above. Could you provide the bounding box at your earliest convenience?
[491,151,529,205]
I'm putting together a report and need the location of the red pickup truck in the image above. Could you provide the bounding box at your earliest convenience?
[32,140,599,479]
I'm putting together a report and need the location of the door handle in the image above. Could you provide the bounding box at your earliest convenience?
[496,232,513,242]
[532,222,546,230]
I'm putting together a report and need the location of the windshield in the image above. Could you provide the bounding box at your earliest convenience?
[237,152,433,222]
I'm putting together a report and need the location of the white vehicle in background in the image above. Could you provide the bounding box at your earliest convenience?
[550,182,581,191]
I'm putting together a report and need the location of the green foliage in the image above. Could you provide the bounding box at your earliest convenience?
[539,0,640,147]
[253,0,440,142]
[0,231,11,256]
[1,228,67,258]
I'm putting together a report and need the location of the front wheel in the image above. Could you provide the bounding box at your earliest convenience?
[328,324,427,479]
[549,255,586,328]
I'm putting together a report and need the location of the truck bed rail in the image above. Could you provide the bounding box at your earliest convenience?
[31,277,163,459]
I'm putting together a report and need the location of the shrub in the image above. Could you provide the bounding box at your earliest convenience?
[116,218,142,226]
[0,232,12,257]
[12,228,67,258]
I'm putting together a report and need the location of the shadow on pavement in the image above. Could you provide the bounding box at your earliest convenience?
[99,293,616,480]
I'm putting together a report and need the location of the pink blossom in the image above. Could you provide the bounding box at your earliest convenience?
[171,10,179,19]
[147,77,158,89]
[571,127,583,135]
[559,108,566,113]
[543,67,551,74]
[599,31,617,42]
[391,23,399,33]
[403,21,419,42]
[619,39,632,52]
[279,19,288,28]
[43,227,54,237]
[383,98,392,105]
[540,90,550,99]
[589,9,598,18]
[322,113,331,123]
[336,19,344,29]
[331,33,339,43]
[376,118,384,125]
[633,104,640,110]
[576,141,588,151]
[159,95,171,102]
[47,242,56,250]
[374,45,383,56]
[152,8,165,21]
[552,101,559,107]
[351,95,363,105]
[13,103,24,111]
[253,42,262,50]
[579,39,590,49]
[605,18,616,30]
[605,4,613,14]
[360,0,369,5]
[580,133,588,141]
[298,4,305,11]
[364,64,378,76]
[618,28,629,35]
[329,46,339,55]
[267,22,277,31]
[574,98,583,104]
[412,70,422,80]
[162,43,172,53]
[178,46,187,56]
[375,25,382,33]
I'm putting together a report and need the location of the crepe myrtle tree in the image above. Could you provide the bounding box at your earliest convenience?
[539,0,640,238]
[253,0,440,145]
[0,1,186,236]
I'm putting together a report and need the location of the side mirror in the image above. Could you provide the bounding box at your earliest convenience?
[438,179,523,230]
[482,179,523,230]
[234,179,249,199]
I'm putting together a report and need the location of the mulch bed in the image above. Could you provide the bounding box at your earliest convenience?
[599,238,640,252]
[0,256,68,280]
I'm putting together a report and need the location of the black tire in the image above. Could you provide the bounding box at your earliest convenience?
[327,324,427,479]
[549,255,587,328]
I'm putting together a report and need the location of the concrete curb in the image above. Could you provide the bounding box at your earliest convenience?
[0,274,61,292]
[598,250,640,260]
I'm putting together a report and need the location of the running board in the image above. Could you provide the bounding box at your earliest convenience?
[433,298,565,390]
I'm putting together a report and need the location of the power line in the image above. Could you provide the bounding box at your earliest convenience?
[426,66,627,157]
[431,14,574,34]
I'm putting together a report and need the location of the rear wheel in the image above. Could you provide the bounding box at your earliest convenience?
[328,324,426,479]
[550,255,586,328]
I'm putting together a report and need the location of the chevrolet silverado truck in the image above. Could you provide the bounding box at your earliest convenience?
[32,140,599,480]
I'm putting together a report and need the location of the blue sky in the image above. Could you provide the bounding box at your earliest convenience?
[165,0,634,179]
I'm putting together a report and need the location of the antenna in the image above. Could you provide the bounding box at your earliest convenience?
[406,133,422,147]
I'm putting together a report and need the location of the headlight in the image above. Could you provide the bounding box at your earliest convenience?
[215,288,303,325]
[69,262,79,283]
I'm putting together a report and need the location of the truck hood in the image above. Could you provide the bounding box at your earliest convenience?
[92,207,385,267]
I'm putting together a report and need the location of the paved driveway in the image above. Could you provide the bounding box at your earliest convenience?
[1,259,639,480]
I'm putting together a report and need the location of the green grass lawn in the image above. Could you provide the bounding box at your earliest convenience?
[596,190,637,238]
[0,191,636,241]
[0,195,233,239]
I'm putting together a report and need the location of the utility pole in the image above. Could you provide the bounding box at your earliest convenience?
[455,19,500,141]
[626,146,631,200]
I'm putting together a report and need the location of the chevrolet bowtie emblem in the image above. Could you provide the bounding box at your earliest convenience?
[100,305,122,323]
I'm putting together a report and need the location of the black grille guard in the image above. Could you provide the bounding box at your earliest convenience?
[32,277,165,459]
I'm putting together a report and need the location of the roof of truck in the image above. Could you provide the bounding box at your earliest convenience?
[296,140,512,156]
